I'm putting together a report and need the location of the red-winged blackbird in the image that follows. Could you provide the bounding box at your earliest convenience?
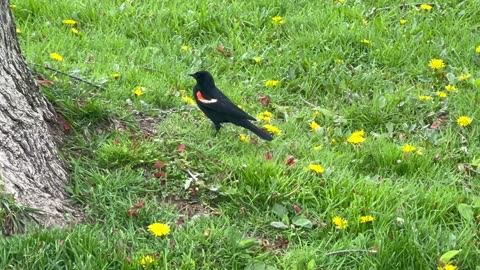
[189,71,273,141]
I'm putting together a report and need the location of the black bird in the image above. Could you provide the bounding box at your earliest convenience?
[189,71,273,141]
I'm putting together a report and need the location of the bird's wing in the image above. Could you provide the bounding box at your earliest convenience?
[195,91,256,121]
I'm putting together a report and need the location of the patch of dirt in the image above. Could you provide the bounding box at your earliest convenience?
[165,197,215,219]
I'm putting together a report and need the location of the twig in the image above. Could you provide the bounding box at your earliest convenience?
[34,64,106,90]
[366,3,436,18]
[325,249,378,256]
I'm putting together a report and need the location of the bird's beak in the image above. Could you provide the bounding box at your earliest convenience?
[188,74,195,77]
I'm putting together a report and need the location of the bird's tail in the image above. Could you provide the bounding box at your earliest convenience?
[235,120,273,141]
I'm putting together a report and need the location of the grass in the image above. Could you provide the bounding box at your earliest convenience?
[1,0,479,269]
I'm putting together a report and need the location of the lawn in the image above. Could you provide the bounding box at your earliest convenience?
[1,0,479,269]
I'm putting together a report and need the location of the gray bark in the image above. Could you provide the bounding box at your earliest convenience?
[0,0,71,226]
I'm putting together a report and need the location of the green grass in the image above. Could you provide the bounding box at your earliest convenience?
[2,0,480,269]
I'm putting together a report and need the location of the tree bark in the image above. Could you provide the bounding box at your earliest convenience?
[0,0,71,226]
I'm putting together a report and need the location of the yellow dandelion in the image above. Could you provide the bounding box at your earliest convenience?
[438,264,457,270]
[459,74,472,81]
[62,19,77,25]
[263,124,281,135]
[133,86,144,97]
[402,144,417,153]
[16,28,21,33]
[360,39,371,45]
[271,16,284,25]
[337,0,345,2]
[428,58,446,70]
[308,164,324,174]
[111,73,121,79]
[436,91,447,98]
[140,255,156,266]
[456,116,472,127]
[418,95,432,101]
[10,4,17,8]
[181,45,189,51]
[359,215,375,223]
[182,96,196,105]
[400,19,407,25]
[257,110,273,122]
[239,134,250,143]
[148,222,170,237]
[313,145,322,151]
[71,28,79,34]
[49,52,63,62]
[347,130,366,145]
[252,57,262,63]
[331,138,337,144]
[445,85,458,92]
[332,216,348,230]
[313,110,321,116]
[264,80,279,87]
[475,45,480,53]
[309,121,320,131]
[420,4,432,11]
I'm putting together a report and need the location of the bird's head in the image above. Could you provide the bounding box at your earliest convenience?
[189,71,215,85]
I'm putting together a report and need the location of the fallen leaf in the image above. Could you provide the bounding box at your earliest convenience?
[153,160,165,169]
[133,201,145,208]
[177,144,186,153]
[264,152,273,160]
[154,172,165,178]
[284,155,296,166]
[225,51,232,57]
[37,79,54,87]
[126,209,139,217]
[217,45,225,53]
[260,95,270,106]
[56,113,72,134]
[292,204,302,213]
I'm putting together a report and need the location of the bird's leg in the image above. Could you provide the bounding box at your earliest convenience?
[214,123,222,136]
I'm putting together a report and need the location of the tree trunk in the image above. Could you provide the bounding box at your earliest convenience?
[0,1,71,226]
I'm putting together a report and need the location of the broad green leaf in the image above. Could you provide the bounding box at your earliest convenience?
[457,203,473,220]
[439,249,462,264]
[292,217,313,229]
[270,221,289,229]
[271,204,287,218]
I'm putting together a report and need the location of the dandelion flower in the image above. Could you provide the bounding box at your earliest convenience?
[438,264,457,270]
[309,121,320,131]
[360,39,371,45]
[420,4,432,11]
[428,58,445,70]
[475,45,480,53]
[111,73,121,79]
[264,80,279,87]
[252,57,262,63]
[239,134,250,142]
[181,45,189,51]
[263,124,281,135]
[347,130,366,144]
[133,86,144,97]
[332,216,348,230]
[436,91,447,98]
[148,222,170,237]
[140,255,156,266]
[445,85,458,92]
[308,164,324,174]
[182,96,196,105]
[62,19,77,25]
[459,74,471,80]
[456,116,472,127]
[402,144,417,153]
[313,110,321,116]
[360,215,375,223]
[313,145,322,151]
[400,19,407,25]
[271,16,284,25]
[50,53,63,62]
[257,111,273,122]
[71,28,79,34]
[16,28,21,34]
[418,95,432,101]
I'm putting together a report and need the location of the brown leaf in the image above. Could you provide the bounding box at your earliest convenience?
[37,79,54,87]
[56,113,72,134]
[127,209,139,217]
[133,201,145,208]
[292,204,302,214]
[153,160,165,169]
[114,138,121,145]
[225,51,232,57]
[176,217,185,225]
[284,155,296,166]
[177,143,186,153]
[154,172,165,179]
[217,45,225,53]
[260,95,270,106]
[264,152,273,160]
